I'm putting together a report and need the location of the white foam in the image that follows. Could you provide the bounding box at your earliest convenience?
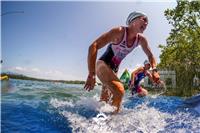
[50,98,74,108]
[59,101,170,133]
[73,95,115,113]
[61,111,114,133]
[50,95,200,132]
[165,111,200,132]
[77,97,99,109]
[98,101,116,113]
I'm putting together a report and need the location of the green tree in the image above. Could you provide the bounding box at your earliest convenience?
[158,0,200,96]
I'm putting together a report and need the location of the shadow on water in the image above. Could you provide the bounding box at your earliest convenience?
[124,96,147,108]
[182,93,200,115]
[1,101,72,133]
[183,94,200,107]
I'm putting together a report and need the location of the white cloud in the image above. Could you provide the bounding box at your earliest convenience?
[43,70,65,79]
[31,68,40,72]
[45,70,62,75]
[15,66,26,71]
[3,66,80,80]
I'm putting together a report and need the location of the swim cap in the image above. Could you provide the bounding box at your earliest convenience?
[144,60,150,65]
[126,11,147,25]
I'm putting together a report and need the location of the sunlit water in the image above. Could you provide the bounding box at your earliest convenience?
[1,79,200,133]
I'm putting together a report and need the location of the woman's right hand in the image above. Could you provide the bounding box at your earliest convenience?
[152,70,160,83]
[84,74,96,91]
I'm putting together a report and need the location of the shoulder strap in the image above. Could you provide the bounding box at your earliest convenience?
[120,27,127,44]
[133,34,140,47]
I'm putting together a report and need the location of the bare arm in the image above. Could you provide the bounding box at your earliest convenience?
[87,27,124,75]
[138,34,157,69]
[130,67,144,81]
[85,26,124,91]
[146,71,154,83]
[139,34,160,82]
[129,67,144,90]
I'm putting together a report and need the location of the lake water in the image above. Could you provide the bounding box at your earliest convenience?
[1,79,200,133]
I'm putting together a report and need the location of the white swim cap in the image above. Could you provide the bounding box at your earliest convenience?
[126,11,147,25]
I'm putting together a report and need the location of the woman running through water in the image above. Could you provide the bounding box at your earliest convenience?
[129,60,163,96]
[84,11,160,114]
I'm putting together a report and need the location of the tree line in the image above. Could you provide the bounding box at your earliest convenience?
[158,0,200,96]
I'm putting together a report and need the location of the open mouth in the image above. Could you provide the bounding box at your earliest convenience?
[140,25,145,32]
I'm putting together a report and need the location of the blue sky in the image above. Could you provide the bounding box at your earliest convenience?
[1,1,176,80]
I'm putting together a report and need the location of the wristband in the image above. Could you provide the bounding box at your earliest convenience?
[88,74,96,79]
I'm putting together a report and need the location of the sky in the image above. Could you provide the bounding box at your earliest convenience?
[1,1,177,80]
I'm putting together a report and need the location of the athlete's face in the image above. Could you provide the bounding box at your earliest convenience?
[130,16,148,33]
[138,16,148,31]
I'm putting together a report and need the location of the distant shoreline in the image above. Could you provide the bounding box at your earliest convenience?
[1,73,87,84]
[2,73,199,97]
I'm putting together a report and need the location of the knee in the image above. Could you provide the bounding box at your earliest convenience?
[119,85,125,97]
[143,88,148,95]
[139,89,148,97]
[145,90,148,95]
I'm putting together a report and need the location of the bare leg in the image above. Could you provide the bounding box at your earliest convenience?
[96,60,125,113]
[100,85,111,103]
[138,87,148,97]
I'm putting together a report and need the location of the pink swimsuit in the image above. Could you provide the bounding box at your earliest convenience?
[99,27,140,72]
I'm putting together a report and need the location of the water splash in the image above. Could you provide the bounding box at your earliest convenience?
[50,94,200,133]
[2,79,200,133]
[56,102,169,133]
[151,80,167,96]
